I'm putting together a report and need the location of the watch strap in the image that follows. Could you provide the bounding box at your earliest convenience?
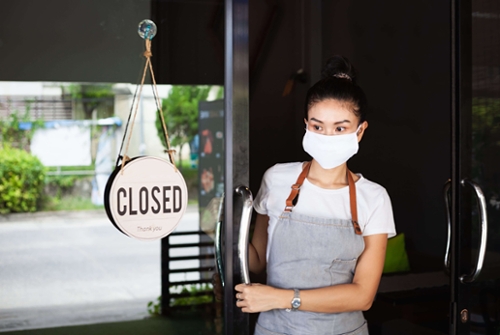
[286,288,301,312]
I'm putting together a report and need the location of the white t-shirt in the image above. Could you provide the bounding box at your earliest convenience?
[254,162,397,260]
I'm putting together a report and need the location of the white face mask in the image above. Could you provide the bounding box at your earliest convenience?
[302,126,360,169]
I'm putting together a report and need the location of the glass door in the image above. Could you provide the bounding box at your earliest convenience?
[222,0,251,334]
[452,0,500,333]
[0,0,250,333]
[154,0,250,334]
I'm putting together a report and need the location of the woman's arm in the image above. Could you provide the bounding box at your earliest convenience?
[248,213,269,274]
[235,234,387,313]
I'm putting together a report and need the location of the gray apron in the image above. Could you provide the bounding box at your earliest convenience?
[255,162,368,335]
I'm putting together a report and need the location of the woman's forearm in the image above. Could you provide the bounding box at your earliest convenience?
[297,283,374,313]
[235,282,375,314]
[239,234,387,314]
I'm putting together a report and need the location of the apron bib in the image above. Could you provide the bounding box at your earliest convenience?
[255,162,368,335]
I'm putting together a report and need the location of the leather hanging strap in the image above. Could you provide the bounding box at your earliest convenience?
[284,161,311,212]
[347,170,362,235]
[284,162,362,235]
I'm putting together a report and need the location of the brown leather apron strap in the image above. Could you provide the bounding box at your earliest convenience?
[347,171,362,235]
[284,161,362,235]
[284,161,311,212]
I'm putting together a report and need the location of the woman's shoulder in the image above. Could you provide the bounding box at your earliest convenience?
[267,161,304,174]
[356,175,390,198]
[255,162,304,209]
[262,162,304,184]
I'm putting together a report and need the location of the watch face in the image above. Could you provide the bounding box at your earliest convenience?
[291,298,301,309]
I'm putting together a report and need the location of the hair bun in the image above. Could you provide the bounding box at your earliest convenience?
[321,55,357,83]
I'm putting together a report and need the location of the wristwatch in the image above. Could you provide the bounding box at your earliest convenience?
[286,289,301,312]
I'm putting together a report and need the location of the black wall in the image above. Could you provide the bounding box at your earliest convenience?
[0,0,150,83]
[152,0,224,85]
[248,0,451,271]
[325,0,451,271]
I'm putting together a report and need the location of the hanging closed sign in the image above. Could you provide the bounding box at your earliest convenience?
[104,20,188,240]
[104,157,188,240]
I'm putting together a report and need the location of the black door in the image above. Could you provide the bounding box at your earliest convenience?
[222,0,251,334]
[451,0,500,333]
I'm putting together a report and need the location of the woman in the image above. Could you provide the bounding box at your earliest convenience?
[235,55,396,335]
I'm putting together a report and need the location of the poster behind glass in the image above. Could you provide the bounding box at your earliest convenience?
[198,100,224,238]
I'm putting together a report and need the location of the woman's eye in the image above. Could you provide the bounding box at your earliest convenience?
[336,126,346,132]
[313,125,322,131]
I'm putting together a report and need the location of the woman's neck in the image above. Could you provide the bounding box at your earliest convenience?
[306,160,350,189]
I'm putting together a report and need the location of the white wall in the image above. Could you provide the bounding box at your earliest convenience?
[113,84,177,162]
[0,81,62,97]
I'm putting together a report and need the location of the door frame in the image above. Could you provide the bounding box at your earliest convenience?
[224,0,250,334]
[451,0,473,333]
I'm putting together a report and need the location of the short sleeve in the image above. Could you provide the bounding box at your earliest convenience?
[253,167,273,215]
[362,189,397,238]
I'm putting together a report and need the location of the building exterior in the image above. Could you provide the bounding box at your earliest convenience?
[0,0,499,334]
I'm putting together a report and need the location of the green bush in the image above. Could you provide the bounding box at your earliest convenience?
[0,146,46,214]
[0,106,45,150]
[170,283,213,307]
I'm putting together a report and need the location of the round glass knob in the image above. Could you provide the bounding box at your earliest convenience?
[138,19,157,40]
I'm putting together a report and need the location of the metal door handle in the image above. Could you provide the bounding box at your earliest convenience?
[460,179,488,283]
[235,185,253,285]
[443,180,451,274]
[214,194,225,287]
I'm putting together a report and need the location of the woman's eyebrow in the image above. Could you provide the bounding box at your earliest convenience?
[309,117,323,123]
[310,118,351,125]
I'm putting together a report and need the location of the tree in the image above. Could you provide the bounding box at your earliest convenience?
[155,86,211,169]
[0,104,44,151]
[64,84,114,119]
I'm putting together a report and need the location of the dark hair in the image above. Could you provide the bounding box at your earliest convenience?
[305,55,367,124]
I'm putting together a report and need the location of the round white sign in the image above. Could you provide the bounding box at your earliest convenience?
[105,156,188,240]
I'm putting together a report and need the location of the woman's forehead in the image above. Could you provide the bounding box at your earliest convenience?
[308,99,357,122]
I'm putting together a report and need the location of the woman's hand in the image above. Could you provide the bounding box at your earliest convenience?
[234,283,292,313]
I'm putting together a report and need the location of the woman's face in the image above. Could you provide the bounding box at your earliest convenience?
[305,99,368,141]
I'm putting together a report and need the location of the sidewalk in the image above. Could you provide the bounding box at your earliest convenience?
[0,204,198,223]
[0,311,209,335]
[0,209,106,223]
[0,205,200,332]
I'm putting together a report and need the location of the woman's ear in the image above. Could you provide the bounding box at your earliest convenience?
[304,118,308,126]
[357,121,369,142]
